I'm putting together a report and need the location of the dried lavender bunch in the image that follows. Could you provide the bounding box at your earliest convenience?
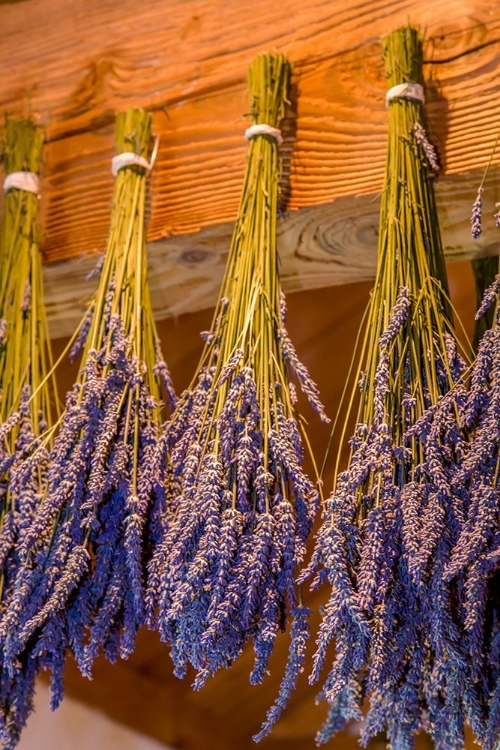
[471,187,484,239]
[1,109,175,710]
[442,282,500,750]
[147,54,327,703]
[301,27,474,749]
[471,254,499,351]
[0,119,59,748]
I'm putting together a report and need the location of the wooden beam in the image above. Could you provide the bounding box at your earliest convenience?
[2,0,499,336]
[44,167,497,338]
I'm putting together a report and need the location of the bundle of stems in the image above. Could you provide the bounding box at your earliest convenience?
[472,255,499,350]
[0,108,175,716]
[0,120,59,747]
[442,275,500,750]
[301,26,476,749]
[147,54,327,709]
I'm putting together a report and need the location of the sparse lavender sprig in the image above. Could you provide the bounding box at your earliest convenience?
[147,55,324,707]
[471,187,484,239]
[85,252,105,281]
[379,286,410,346]
[475,273,500,321]
[21,282,31,313]
[69,304,95,362]
[0,318,6,346]
[495,202,500,228]
[413,122,440,173]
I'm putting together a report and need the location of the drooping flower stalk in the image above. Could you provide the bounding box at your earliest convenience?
[0,120,59,749]
[471,254,499,351]
[1,109,175,714]
[470,127,500,240]
[442,278,500,750]
[301,27,474,749]
[147,53,327,703]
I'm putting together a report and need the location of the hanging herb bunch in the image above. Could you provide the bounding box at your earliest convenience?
[300,26,475,749]
[0,108,176,714]
[0,119,59,748]
[147,53,328,701]
[471,255,498,352]
[443,274,500,750]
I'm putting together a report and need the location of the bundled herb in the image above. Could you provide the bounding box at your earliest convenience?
[0,120,59,748]
[147,54,327,701]
[300,27,474,749]
[442,277,500,750]
[0,109,175,709]
[472,254,499,351]
[470,127,500,240]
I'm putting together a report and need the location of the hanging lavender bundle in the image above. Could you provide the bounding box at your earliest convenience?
[442,278,500,750]
[0,120,59,748]
[147,53,327,698]
[0,108,175,711]
[472,254,499,351]
[300,27,474,749]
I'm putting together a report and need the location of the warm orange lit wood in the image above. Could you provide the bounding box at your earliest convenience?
[5,0,496,745]
[1,0,500,337]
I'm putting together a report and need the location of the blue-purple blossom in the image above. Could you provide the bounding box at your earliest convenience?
[413,122,440,173]
[471,187,484,239]
[475,273,500,322]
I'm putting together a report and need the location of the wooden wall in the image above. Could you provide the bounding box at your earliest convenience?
[1,0,500,335]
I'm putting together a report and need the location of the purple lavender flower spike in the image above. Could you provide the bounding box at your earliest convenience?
[253,605,311,741]
[475,273,500,321]
[277,319,330,423]
[413,122,440,173]
[0,318,7,345]
[471,187,484,239]
[379,287,410,346]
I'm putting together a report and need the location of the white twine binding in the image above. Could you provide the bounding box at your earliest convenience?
[245,123,283,146]
[386,82,425,107]
[111,135,160,177]
[3,172,40,196]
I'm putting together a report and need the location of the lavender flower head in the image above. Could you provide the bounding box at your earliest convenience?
[471,187,484,239]
[413,122,440,174]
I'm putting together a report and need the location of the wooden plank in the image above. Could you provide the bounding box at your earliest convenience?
[1,0,500,271]
[44,166,498,338]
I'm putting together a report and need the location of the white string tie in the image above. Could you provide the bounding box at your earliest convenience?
[3,172,40,196]
[111,135,160,177]
[245,123,283,146]
[386,82,425,107]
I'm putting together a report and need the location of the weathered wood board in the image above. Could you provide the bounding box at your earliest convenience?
[43,167,498,338]
[1,0,500,339]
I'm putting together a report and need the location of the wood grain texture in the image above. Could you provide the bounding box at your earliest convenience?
[4,1,498,746]
[1,0,500,270]
[44,166,498,338]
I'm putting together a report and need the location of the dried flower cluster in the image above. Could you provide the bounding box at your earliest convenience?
[300,27,480,749]
[0,120,59,748]
[146,56,326,736]
[3,37,500,750]
[0,109,174,746]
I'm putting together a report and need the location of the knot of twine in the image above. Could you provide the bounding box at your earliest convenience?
[245,123,283,146]
[3,172,40,196]
[386,82,425,107]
